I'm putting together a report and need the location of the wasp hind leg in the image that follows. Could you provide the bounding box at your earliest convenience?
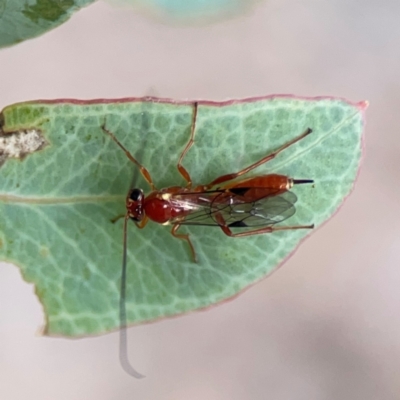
[205,128,312,189]
[215,213,314,237]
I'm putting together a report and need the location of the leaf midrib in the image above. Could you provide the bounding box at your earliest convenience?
[0,194,124,204]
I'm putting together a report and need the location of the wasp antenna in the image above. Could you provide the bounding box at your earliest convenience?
[292,179,314,185]
[119,215,145,379]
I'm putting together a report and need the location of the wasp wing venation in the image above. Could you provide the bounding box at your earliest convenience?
[168,190,223,225]
[169,188,298,228]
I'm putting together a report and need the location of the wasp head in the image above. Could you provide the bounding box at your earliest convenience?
[126,188,144,222]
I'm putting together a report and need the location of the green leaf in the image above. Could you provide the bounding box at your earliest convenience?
[0,0,258,48]
[0,0,94,48]
[0,96,366,336]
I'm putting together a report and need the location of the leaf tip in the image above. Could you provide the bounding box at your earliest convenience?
[357,100,369,111]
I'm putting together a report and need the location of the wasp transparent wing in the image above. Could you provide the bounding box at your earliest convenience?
[170,189,297,228]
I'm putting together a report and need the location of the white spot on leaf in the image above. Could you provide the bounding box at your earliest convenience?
[0,129,47,164]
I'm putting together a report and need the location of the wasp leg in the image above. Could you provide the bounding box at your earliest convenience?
[135,216,149,229]
[215,212,314,237]
[176,102,198,189]
[205,128,312,189]
[171,224,197,262]
[111,214,125,224]
[101,122,156,191]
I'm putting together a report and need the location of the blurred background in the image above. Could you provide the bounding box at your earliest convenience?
[1,0,400,399]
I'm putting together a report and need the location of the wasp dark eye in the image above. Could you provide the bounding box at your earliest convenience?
[129,188,142,201]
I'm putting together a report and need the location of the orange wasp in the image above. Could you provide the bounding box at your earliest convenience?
[101,101,314,378]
